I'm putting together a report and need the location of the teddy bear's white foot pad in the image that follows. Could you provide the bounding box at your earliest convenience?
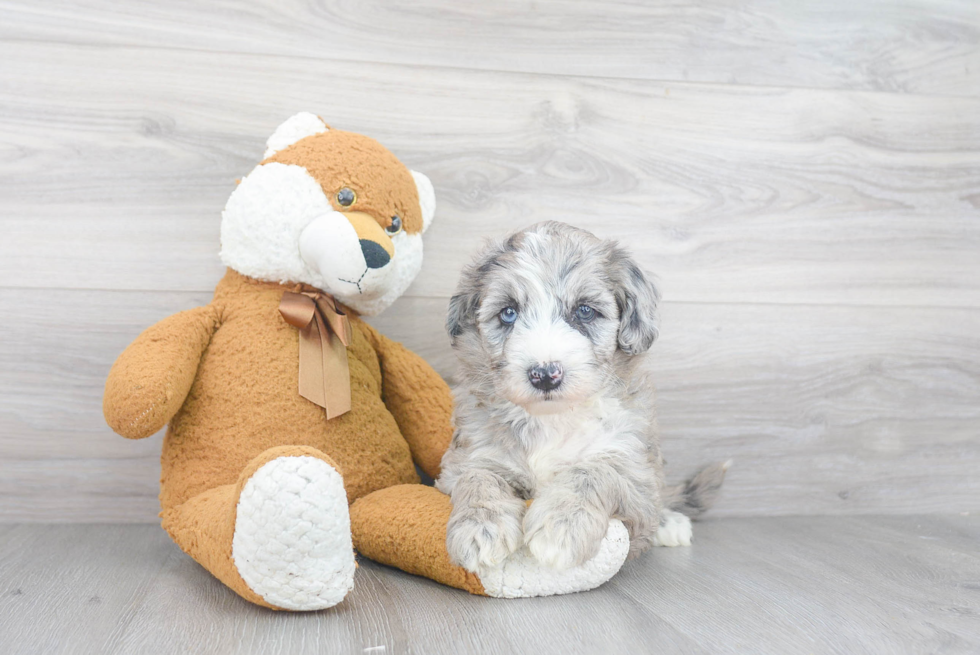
[477,519,629,598]
[232,455,356,610]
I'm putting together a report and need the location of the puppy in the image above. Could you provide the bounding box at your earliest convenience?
[436,221,727,573]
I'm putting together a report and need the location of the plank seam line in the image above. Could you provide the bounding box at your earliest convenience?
[2,35,978,102]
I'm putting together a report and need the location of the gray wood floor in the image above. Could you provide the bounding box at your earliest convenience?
[1,515,978,655]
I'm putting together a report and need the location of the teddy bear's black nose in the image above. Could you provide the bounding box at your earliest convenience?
[360,240,391,269]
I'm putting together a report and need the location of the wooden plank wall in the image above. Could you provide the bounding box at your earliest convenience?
[1,0,978,522]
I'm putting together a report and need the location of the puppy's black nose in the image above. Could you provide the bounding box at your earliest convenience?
[360,239,391,269]
[528,362,563,391]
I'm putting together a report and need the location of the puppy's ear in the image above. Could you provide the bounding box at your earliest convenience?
[446,290,480,347]
[446,251,486,347]
[446,237,515,346]
[611,249,661,355]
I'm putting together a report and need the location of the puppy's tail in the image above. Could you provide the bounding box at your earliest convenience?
[663,460,731,519]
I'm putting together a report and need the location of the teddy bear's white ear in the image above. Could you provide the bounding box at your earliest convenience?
[411,170,436,233]
[263,112,329,159]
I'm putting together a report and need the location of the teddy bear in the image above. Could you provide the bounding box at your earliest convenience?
[102,113,630,610]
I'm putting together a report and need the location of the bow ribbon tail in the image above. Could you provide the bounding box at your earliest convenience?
[314,296,352,419]
[279,291,352,420]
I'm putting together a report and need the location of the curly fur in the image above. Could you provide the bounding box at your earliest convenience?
[436,221,726,571]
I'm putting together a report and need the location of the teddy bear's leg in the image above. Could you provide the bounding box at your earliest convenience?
[161,445,356,611]
[350,484,486,594]
[349,484,630,598]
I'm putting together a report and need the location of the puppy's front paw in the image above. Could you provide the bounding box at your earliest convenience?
[446,504,524,573]
[523,500,609,570]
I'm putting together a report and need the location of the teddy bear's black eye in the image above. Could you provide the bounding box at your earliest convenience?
[575,304,596,322]
[386,216,402,235]
[336,187,356,208]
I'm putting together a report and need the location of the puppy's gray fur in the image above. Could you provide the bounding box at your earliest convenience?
[437,221,727,572]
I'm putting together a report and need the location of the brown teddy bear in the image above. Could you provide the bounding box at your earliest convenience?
[103,113,628,610]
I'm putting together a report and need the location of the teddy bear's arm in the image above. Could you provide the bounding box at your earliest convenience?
[103,304,221,439]
[358,322,454,479]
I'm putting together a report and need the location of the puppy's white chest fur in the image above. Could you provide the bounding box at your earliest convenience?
[524,396,627,490]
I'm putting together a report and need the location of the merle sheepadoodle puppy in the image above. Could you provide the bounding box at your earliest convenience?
[436,221,728,573]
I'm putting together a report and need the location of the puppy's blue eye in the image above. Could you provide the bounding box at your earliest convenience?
[499,307,518,324]
[386,216,402,235]
[576,304,596,321]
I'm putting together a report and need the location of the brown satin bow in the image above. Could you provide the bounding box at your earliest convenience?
[279,290,353,420]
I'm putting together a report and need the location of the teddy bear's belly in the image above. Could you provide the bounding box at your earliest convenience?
[158,316,419,511]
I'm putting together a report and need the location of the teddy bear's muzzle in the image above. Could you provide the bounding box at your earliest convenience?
[299,210,396,298]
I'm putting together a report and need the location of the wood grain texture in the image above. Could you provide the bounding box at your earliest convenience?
[0,290,213,522]
[2,289,977,522]
[1,41,979,306]
[1,2,978,523]
[1,516,978,654]
[2,0,978,97]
